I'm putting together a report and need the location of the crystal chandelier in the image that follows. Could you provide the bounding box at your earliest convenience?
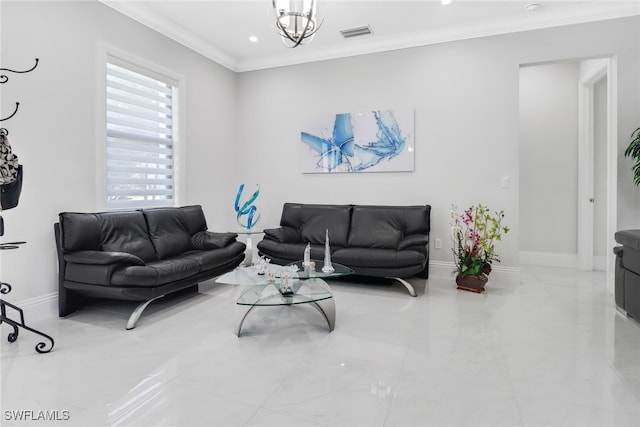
[271,0,321,48]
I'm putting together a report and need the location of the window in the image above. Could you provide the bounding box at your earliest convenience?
[105,58,177,209]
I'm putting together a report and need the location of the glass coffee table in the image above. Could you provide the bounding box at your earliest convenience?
[215,260,354,336]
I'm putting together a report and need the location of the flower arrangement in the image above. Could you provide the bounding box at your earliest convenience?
[450,204,509,277]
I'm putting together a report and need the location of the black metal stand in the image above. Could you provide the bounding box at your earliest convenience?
[0,58,39,134]
[0,59,51,352]
[0,242,54,353]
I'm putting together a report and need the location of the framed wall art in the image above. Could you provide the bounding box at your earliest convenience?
[300,109,415,173]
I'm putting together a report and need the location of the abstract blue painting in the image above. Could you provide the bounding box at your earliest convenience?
[300,109,414,173]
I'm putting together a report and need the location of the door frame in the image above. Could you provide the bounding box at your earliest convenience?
[577,56,618,287]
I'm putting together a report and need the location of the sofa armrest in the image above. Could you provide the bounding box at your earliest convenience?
[64,251,145,266]
[398,234,429,251]
[191,231,238,249]
[615,230,640,250]
[263,227,301,243]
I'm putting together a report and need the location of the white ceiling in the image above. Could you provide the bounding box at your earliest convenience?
[100,0,640,72]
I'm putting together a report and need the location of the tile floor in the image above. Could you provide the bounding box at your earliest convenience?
[1,266,640,426]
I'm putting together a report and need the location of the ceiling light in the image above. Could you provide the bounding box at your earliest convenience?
[441,0,452,5]
[248,35,258,43]
[271,0,322,48]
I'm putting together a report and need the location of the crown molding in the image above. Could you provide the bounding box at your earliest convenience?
[99,1,639,74]
[237,4,640,72]
[98,0,239,71]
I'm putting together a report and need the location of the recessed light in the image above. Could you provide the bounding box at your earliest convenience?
[526,3,541,12]
[441,0,452,5]
[249,35,258,43]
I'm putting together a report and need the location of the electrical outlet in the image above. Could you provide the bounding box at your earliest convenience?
[434,238,442,249]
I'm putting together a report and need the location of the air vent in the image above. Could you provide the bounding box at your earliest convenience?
[340,26,372,39]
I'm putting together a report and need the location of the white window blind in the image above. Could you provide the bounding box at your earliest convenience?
[106,59,176,209]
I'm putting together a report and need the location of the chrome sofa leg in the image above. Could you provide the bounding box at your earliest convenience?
[126,295,165,330]
[387,277,417,297]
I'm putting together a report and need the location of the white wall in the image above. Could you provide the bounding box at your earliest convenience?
[237,17,640,271]
[0,1,237,311]
[237,39,520,270]
[519,61,580,259]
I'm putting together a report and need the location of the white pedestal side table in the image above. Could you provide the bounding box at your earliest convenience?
[233,230,263,266]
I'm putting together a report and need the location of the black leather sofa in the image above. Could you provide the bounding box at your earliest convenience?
[614,230,640,320]
[54,205,245,329]
[257,203,430,296]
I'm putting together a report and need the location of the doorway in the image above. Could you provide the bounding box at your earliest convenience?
[519,57,617,283]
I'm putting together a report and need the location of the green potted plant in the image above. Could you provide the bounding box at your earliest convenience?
[624,127,640,186]
[450,204,509,293]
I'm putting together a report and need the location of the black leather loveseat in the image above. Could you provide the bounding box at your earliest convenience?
[54,205,245,329]
[614,230,640,320]
[257,203,430,296]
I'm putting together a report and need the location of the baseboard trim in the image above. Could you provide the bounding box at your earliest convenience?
[429,261,520,284]
[519,251,607,271]
[519,251,577,268]
[5,292,58,322]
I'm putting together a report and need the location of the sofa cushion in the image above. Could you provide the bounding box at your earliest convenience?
[98,211,157,262]
[280,203,351,246]
[59,212,102,252]
[403,205,431,235]
[615,230,640,276]
[110,256,201,287]
[347,206,403,249]
[622,246,640,276]
[64,251,145,266]
[191,231,238,250]
[180,242,246,270]
[263,227,301,243]
[333,247,426,268]
[398,234,429,251]
[257,240,310,261]
[347,205,430,249]
[143,208,193,259]
[180,205,208,235]
[65,263,125,286]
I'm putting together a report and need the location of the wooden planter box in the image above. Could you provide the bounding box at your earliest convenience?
[456,273,488,293]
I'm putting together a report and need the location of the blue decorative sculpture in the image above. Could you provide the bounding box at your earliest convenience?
[234,184,260,230]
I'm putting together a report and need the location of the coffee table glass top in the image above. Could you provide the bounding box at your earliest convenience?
[216,260,354,308]
[215,260,354,286]
[286,260,354,279]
